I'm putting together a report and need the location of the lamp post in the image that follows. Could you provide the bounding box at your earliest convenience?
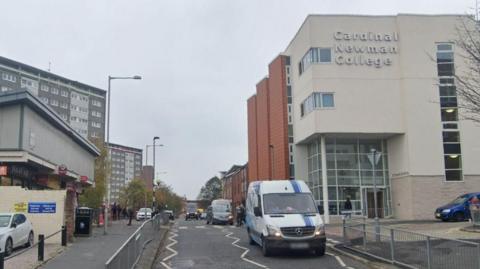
[153,137,160,181]
[104,75,141,235]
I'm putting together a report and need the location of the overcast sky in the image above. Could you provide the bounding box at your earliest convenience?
[0,0,475,199]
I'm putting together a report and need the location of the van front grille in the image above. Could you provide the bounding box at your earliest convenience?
[281,226,315,237]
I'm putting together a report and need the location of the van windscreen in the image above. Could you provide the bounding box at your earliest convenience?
[263,193,317,214]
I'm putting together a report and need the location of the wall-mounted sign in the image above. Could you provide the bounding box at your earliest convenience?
[0,166,7,176]
[14,202,27,212]
[333,31,399,68]
[58,165,68,176]
[28,202,56,213]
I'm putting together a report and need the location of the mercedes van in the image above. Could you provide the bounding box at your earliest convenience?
[245,180,326,256]
[206,199,233,225]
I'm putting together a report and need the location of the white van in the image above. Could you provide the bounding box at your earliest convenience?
[245,180,326,256]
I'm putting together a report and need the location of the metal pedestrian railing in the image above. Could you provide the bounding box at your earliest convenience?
[343,217,480,269]
[105,212,169,269]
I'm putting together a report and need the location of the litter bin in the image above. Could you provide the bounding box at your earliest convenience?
[75,207,93,237]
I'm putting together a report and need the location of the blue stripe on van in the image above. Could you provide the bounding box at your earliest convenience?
[290,180,301,193]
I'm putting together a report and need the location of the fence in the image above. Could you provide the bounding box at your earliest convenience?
[343,217,480,269]
[471,205,480,227]
[105,212,169,269]
[0,226,67,269]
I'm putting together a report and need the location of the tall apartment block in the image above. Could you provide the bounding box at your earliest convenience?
[247,55,294,182]
[0,56,106,140]
[107,143,143,202]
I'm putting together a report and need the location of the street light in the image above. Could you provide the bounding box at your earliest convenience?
[104,75,142,235]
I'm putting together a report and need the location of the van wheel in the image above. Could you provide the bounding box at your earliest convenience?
[314,246,325,256]
[454,212,465,222]
[262,237,272,256]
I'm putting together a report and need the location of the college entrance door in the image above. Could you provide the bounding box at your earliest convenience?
[362,188,384,218]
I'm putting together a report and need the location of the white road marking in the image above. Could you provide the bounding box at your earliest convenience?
[213,225,223,229]
[160,229,179,269]
[178,226,188,229]
[327,238,341,244]
[195,225,206,229]
[225,232,269,268]
[326,251,354,269]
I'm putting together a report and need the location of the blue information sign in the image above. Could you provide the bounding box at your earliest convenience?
[28,202,56,213]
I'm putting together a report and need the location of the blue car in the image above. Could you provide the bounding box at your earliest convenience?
[435,192,480,221]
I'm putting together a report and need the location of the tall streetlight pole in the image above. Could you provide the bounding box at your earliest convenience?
[153,137,160,183]
[104,75,141,235]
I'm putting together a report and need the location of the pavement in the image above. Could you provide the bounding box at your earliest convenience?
[4,243,64,269]
[39,219,142,269]
[153,218,377,269]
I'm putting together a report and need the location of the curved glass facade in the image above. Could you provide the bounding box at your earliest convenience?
[306,137,391,217]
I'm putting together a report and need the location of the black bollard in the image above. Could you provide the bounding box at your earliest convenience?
[61,225,67,246]
[0,250,4,269]
[38,234,44,261]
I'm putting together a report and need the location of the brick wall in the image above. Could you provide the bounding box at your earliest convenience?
[247,97,258,182]
[268,56,289,180]
[247,55,290,182]
[256,78,271,180]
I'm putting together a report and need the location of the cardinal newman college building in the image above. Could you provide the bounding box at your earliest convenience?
[247,14,480,222]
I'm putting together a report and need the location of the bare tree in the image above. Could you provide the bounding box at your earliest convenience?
[455,16,480,123]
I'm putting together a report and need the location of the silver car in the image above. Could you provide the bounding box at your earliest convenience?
[0,213,34,256]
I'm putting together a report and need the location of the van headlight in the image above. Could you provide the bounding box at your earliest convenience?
[442,209,451,213]
[266,225,281,237]
[315,225,325,236]
[228,215,233,219]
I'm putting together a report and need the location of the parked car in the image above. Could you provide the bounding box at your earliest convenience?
[200,212,207,220]
[245,180,326,257]
[0,213,34,256]
[164,210,175,220]
[435,192,480,221]
[136,208,153,221]
[206,199,233,225]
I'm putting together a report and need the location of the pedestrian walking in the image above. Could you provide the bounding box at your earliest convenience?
[344,197,353,219]
[127,207,134,226]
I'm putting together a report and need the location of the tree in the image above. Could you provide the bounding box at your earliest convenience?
[118,179,149,210]
[79,138,109,208]
[153,181,184,214]
[454,16,480,123]
[197,176,223,202]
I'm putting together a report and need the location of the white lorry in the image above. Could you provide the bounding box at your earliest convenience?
[245,180,326,256]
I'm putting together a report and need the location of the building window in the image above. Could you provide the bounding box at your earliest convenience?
[61,90,69,97]
[40,97,49,104]
[40,85,49,92]
[301,92,335,116]
[91,111,102,117]
[60,102,68,109]
[51,87,59,95]
[299,47,332,75]
[2,72,17,83]
[1,86,13,92]
[50,99,59,106]
[91,122,102,128]
[437,42,462,181]
[92,99,102,107]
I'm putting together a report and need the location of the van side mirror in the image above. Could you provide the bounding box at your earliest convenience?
[317,205,324,215]
[254,206,262,217]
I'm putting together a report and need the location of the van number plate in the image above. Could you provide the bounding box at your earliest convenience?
[290,242,309,249]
